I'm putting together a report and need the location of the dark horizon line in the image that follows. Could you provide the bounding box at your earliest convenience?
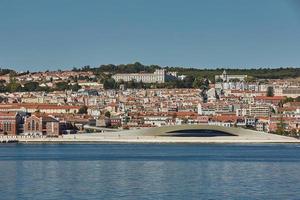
[1,62,300,73]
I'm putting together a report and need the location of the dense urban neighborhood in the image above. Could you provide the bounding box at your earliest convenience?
[0,63,300,137]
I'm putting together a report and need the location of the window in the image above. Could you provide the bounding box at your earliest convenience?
[3,122,7,131]
[32,120,35,130]
[8,122,11,131]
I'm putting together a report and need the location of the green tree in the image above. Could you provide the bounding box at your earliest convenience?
[104,111,111,118]
[6,78,21,92]
[192,78,202,88]
[103,78,117,89]
[137,80,144,89]
[266,86,274,97]
[55,82,69,91]
[182,75,195,88]
[284,97,294,103]
[182,118,189,124]
[86,63,300,80]
[200,78,210,90]
[127,80,137,88]
[124,116,130,125]
[290,129,298,137]
[244,76,255,82]
[276,116,286,135]
[23,82,40,91]
[78,106,88,114]
[280,97,294,107]
[70,83,81,91]
[0,96,7,102]
[0,80,7,93]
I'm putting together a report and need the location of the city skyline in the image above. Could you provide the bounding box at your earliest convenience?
[1,1,300,199]
[1,0,300,71]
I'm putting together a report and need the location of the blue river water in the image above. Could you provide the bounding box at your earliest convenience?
[0,143,300,200]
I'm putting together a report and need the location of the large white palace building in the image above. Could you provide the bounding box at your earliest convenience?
[215,70,247,82]
[112,69,177,83]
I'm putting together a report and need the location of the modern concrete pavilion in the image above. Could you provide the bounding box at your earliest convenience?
[15,124,300,143]
[118,124,271,137]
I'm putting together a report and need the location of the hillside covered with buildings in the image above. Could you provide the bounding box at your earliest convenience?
[0,63,299,138]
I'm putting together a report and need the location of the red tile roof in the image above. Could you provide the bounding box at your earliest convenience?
[254,96,285,100]
[0,111,18,117]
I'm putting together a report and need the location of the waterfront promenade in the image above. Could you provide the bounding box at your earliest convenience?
[2,125,299,144]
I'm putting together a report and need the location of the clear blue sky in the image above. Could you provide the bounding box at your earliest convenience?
[1,0,300,71]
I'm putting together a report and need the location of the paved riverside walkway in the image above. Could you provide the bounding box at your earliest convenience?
[6,125,300,143]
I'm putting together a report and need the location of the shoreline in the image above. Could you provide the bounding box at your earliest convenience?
[16,141,300,145]
[2,126,299,144]
[14,136,300,144]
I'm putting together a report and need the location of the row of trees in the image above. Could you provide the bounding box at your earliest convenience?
[3,63,300,84]
[0,68,16,76]
[74,62,161,74]
[73,63,300,81]
[0,75,210,92]
[275,116,299,137]
[101,75,210,90]
[0,80,81,93]
[4,63,299,80]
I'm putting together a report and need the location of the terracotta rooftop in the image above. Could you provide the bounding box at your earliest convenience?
[254,96,285,100]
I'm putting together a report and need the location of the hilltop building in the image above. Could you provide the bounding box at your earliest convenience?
[112,69,177,83]
[215,70,247,82]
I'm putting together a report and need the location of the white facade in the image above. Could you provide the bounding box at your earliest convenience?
[143,116,169,127]
[236,105,270,117]
[112,69,167,83]
[215,70,247,82]
[282,87,300,98]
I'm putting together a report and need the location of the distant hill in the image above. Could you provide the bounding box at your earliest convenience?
[0,68,15,76]
[3,63,299,80]
[74,62,300,80]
